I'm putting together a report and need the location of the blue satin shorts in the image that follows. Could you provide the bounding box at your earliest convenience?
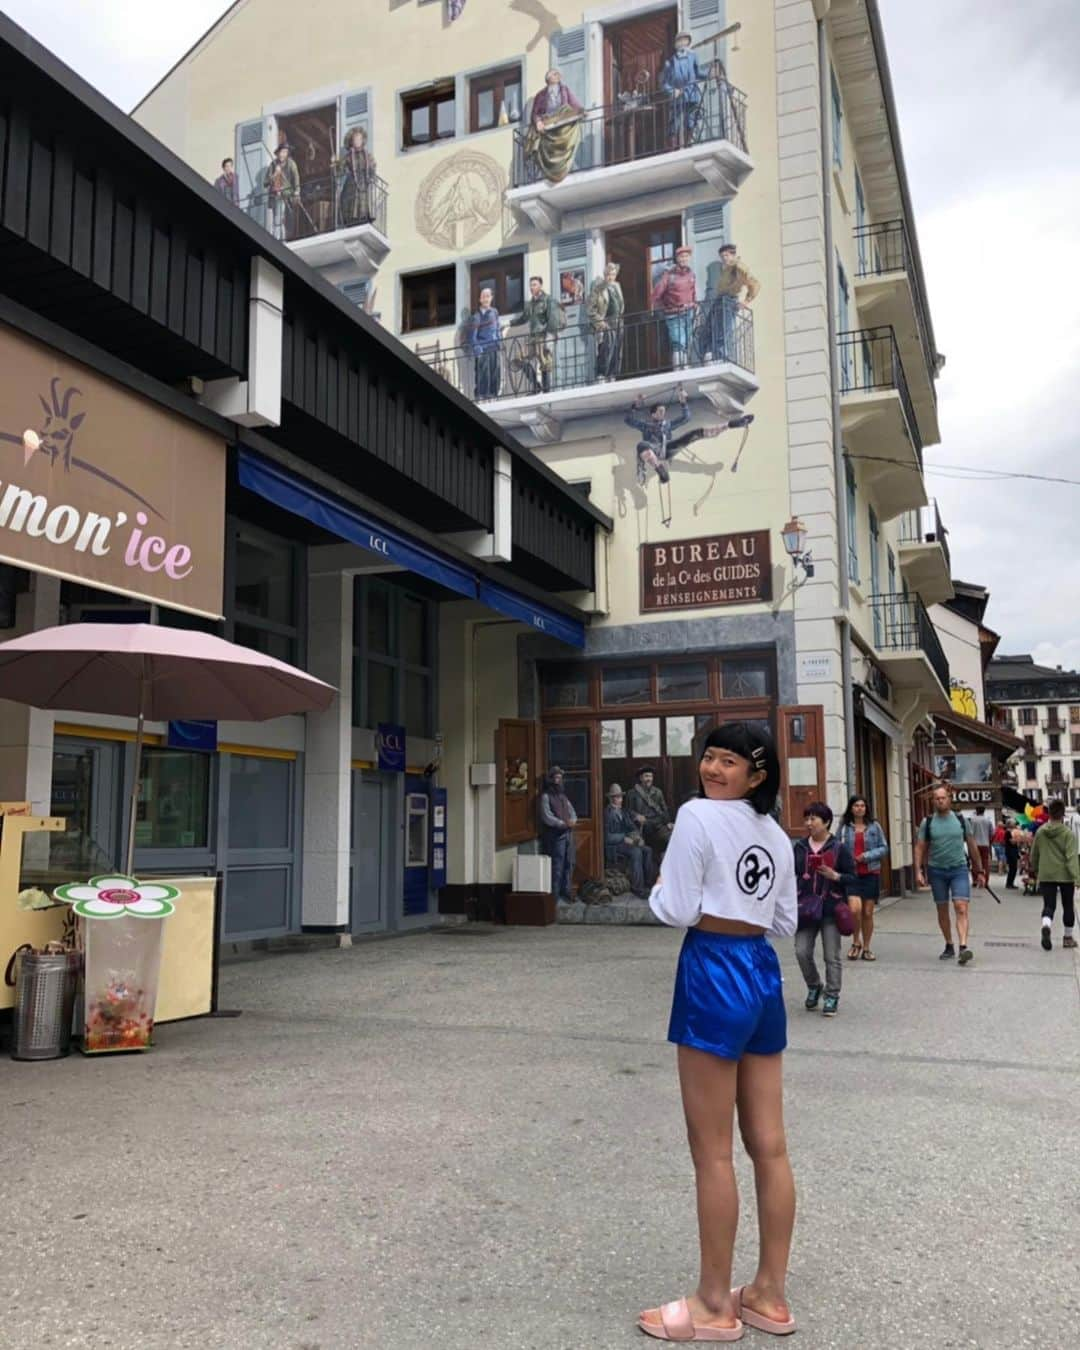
[668,928,787,1060]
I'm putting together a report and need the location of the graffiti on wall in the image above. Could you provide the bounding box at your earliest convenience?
[950,681,978,719]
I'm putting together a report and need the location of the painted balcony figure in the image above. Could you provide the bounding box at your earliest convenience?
[661,31,708,146]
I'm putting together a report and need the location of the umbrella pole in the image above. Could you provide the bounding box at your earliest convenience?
[124,669,148,878]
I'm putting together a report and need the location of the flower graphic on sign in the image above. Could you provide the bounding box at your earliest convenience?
[53,874,178,920]
[1,376,162,517]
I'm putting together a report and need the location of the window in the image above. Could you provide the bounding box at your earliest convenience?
[469,63,522,132]
[845,460,859,582]
[1049,734,1061,753]
[470,253,525,315]
[830,66,843,169]
[1024,735,1036,753]
[1019,707,1038,726]
[135,748,211,851]
[402,79,456,148]
[1025,760,1037,781]
[1073,760,1080,780]
[354,579,436,736]
[229,524,302,665]
[1050,760,1063,781]
[1071,706,1080,722]
[722,659,772,700]
[401,266,456,333]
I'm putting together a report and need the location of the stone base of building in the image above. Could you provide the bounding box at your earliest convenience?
[558,897,662,925]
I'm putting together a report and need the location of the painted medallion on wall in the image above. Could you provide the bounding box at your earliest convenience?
[415,150,506,250]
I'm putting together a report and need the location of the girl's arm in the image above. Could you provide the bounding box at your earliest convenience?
[649,808,707,928]
[863,823,889,864]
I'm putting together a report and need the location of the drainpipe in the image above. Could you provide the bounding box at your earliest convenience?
[818,15,857,792]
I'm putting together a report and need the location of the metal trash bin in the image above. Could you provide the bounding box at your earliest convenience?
[10,949,79,1061]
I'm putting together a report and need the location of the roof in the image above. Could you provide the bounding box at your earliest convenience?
[934,707,1022,755]
[989,655,1078,682]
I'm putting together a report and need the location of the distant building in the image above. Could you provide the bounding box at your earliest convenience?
[987,657,1080,806]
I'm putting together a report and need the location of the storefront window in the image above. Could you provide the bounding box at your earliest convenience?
[228,755,292,850]
[354,580,436,736]
[406,793,429,866]
[542,667,590,710]
[665,716,696,758]
[722,658,772,700]
[135,748,210,850]
[601,720,626,758]
[602,666,650,707]
[631,717,661,758]
[658,662,709,703]
[228,523,302,667]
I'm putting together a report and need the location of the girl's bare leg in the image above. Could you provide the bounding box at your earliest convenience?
[735,1051,795,1323]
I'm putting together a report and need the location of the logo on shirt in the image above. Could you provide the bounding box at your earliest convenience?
[736,845,775,902]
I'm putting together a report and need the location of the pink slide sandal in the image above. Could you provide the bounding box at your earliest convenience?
[639,1297,745,1341]
[731,1286,797,1336]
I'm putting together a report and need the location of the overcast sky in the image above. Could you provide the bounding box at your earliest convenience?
[4,0,1078,671]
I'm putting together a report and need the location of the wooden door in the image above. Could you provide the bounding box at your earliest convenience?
[605,217,681,377]
[544,724,599,886]
[603,8,677,164]
[777,706,826,838]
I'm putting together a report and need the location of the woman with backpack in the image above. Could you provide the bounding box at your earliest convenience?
[640,722,798,1341]
[837,795,889,961]
[793,802,857,1017]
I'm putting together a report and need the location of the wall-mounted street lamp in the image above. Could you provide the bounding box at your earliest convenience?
[773,517,815,613]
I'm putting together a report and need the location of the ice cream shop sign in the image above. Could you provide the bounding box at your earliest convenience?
[0,324,225,617]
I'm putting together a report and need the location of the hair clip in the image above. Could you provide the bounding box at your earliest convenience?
[751,745,766,768]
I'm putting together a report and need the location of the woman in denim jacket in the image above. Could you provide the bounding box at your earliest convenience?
[838,795,889,961]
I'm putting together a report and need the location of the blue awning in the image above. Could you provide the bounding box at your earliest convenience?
[238,449,585,648]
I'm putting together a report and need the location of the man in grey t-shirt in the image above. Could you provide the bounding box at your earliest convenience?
[966,807,994,883]
[915,784,986,964]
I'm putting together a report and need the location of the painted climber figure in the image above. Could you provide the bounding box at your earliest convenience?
[625,388,754,488]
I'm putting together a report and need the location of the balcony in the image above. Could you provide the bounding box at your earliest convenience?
[506,79,752,232]
[898,499,953,605]
[868,593,950,707]
[418,303,757,444]
[242,173,390,273]
[839,326,927,521]
[1046,775,1071,795]
[854,220,939,447]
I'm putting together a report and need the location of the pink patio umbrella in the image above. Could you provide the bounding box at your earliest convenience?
[0,623,335,874]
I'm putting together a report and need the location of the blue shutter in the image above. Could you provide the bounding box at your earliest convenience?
[547,26,589,172]
[686,201,728,302]
[339,88,372,149]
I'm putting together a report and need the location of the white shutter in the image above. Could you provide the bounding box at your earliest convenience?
[235,117,270,221]
[685,201,728,300]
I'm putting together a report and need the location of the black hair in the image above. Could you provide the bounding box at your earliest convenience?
[221,157,233,169]
[649,401,666,414]
[529,275,544,285]
[840,794,874,827]
[636,765,655,778]
[1049,798,1066,819]
[697,721,780,816]
[804,800,834,826]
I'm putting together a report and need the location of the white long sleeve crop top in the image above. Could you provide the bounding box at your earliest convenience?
[649,797,798,936]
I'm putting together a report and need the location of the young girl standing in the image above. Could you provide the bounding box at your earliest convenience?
[639,723,798,1342]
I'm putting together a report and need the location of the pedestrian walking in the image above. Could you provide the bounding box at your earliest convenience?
[641,722,798,1342]
[793,802,856,1016]
[991,822,1007,875]
[837,794,888,962]
[1004,820,1021,889]
[1030,799,1080,950]
[967,806,994,885]
[538,766,576,903]
[914,783,986,964]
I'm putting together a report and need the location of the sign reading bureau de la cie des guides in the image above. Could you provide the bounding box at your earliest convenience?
[640,531,772,613]
[0,323,226,618]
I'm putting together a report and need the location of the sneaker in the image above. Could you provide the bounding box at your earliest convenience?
[804,984,823,1011]
[939,944,956,960]
[822,994,839,1017]
[958,947,974,965]
[1064,935,1078,949]
[1041,928,1053,951]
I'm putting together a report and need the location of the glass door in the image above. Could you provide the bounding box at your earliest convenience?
[544,725,596,886]
[51,737,122,873]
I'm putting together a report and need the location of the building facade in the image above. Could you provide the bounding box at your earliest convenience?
[136,0,951,898]
[987,657,1080,808]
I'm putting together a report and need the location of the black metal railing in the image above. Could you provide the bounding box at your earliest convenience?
[898,499,951,576]
[512,78,748,188]
[837,326,922,458]
[418,302,754,403]
[854,220,936,387]
[868,593,950,693]
[240,171,388,244]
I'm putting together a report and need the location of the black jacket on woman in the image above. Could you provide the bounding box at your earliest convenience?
[792,834,856,922]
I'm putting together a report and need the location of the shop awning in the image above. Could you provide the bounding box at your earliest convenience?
[238,449,585,648]
[933,708,1023,757]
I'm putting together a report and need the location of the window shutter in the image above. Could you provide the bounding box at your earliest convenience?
[339,87,373,153]
[552,229,590,327]
[549,26,588,107]
[685,201,728,302]
[235,117,269,218]
[688,0,726,66]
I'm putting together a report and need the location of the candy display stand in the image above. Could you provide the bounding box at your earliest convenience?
[53,875,178,1054]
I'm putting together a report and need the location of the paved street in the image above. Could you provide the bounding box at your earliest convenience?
[4,884,1080,1350]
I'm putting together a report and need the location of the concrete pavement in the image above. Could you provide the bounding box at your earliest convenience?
[3,882,1079,1349]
